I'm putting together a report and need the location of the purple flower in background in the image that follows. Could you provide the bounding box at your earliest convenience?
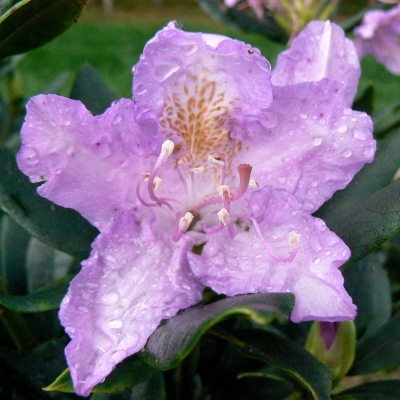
[354,4,400,74]
[17,21,374,396]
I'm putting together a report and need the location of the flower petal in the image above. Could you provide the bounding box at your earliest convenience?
[188,186,356,323]
[272,21,360,105]
[60,212,203,396]
[235,79,375,212]
[17,95,160,230]
[354,5,400,75]
[134,22,274,147]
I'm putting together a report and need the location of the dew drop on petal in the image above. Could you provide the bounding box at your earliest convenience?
[313,258,321,265]
[353,126,369,140]
[343,108,352,116]
[64,120,71,126]
[108,319,123,329]
[110,349,128,363]
[101,291,119,305]
[23,147,39,165]
[300,113,308,120]
[312,137,322,146]
[341,148,352,157]
[363,146,375,159]
[338,125,348,133]
[112,114,122,125]
[302,200,314,211]
[325,250,331,256]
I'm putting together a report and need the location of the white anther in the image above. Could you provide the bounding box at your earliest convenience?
[178,212,194,233]
[218,208,230,226]
[288,231,301,246]
[248,178,259,190]
[191,166,206,174]
[141,173,150,182]
[218,184,230,200]
[160,140,175,162]
[208,155,225,166]
[152,176,162,191]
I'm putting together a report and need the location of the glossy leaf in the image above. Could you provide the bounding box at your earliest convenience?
[353,83,374,116]
[223,329,332,400]
[0,144,99,260]
[70,63,117,116]
[45,354,155,393]
[317,131,400,218]
[144,293,295,370]
[350,312,400,375]
[1,214,30,295]
[322,179,400,263]
[343,251,391,339]
[334,380,400,400]
[0,0,89,61]
[0,274,71,312]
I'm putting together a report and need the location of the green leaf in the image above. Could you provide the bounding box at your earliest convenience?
[144,293,294,370]
[0,144,98,260]
[222,329,332,400]
[0,0,89,61]
[353,83,374,116]
[45,354,155,393]
[317,131,400,219]
[70,63,118,116]
[373,100,400,138]
[322,179,400,263]
[0,274,71,312]
[350,312,400,375]
[334,380,400,400]
[1,214,30,295]
[343,251,391,339]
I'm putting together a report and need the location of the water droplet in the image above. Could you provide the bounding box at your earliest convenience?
[255,254,262,259]
[78,306,88,313]
[106,254,117,263]
[313,258,321,265]
[112,114,122,125]
[65,326,75,335]
[23,147,39,165]
[318,118,326,126]
[278,177,286,184]
[325,250,331,256]
[101,291,119,305]
[248,47,254,54]
[363,146,374,159]
[300,113,308,120]
[111,349,128,363]
[64,120,71,126]
[155,63,180,82]
[312,137,322,146]
[311,180,318,188]
[353,126,369,140]
[302,200,314,211]
[343,108,352,116]
[338,125,347,133]
[327,234,339,246]
[108,319,123,329]
[341,148,352,157]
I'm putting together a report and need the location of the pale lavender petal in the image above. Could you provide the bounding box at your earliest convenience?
[272,21,360,105]
[234,79,375,212]
[188,186,356,323]
[60,212,203,396]
[354,5,400,74]
[134,22,274,145]
[17,95,160,230]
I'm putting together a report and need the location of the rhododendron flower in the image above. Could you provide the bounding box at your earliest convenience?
[354,4,400,74]
[17,21,375,396]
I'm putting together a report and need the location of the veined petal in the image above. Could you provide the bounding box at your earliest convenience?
[60,212,203,396]
[188,187,356,323]
[272,21,360,105]
[235,79,375,212]
[134,22,274,165]
[17,95,160,230]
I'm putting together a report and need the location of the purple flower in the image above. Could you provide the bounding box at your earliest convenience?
[17,21,375,396]
[354,4,400,74]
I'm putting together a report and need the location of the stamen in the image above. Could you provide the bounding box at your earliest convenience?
[147,140,175,210]
[201,221,225,234]
[191,166,205,174]
[136,173,159,208]
[208,155,225,166]
[230,164,252,200]
[172,211,195,242]
[152,176,162,191]
[218,184,231,211]
[218,208,235,238]
[247,216,299,262]
[249,178,259,190]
